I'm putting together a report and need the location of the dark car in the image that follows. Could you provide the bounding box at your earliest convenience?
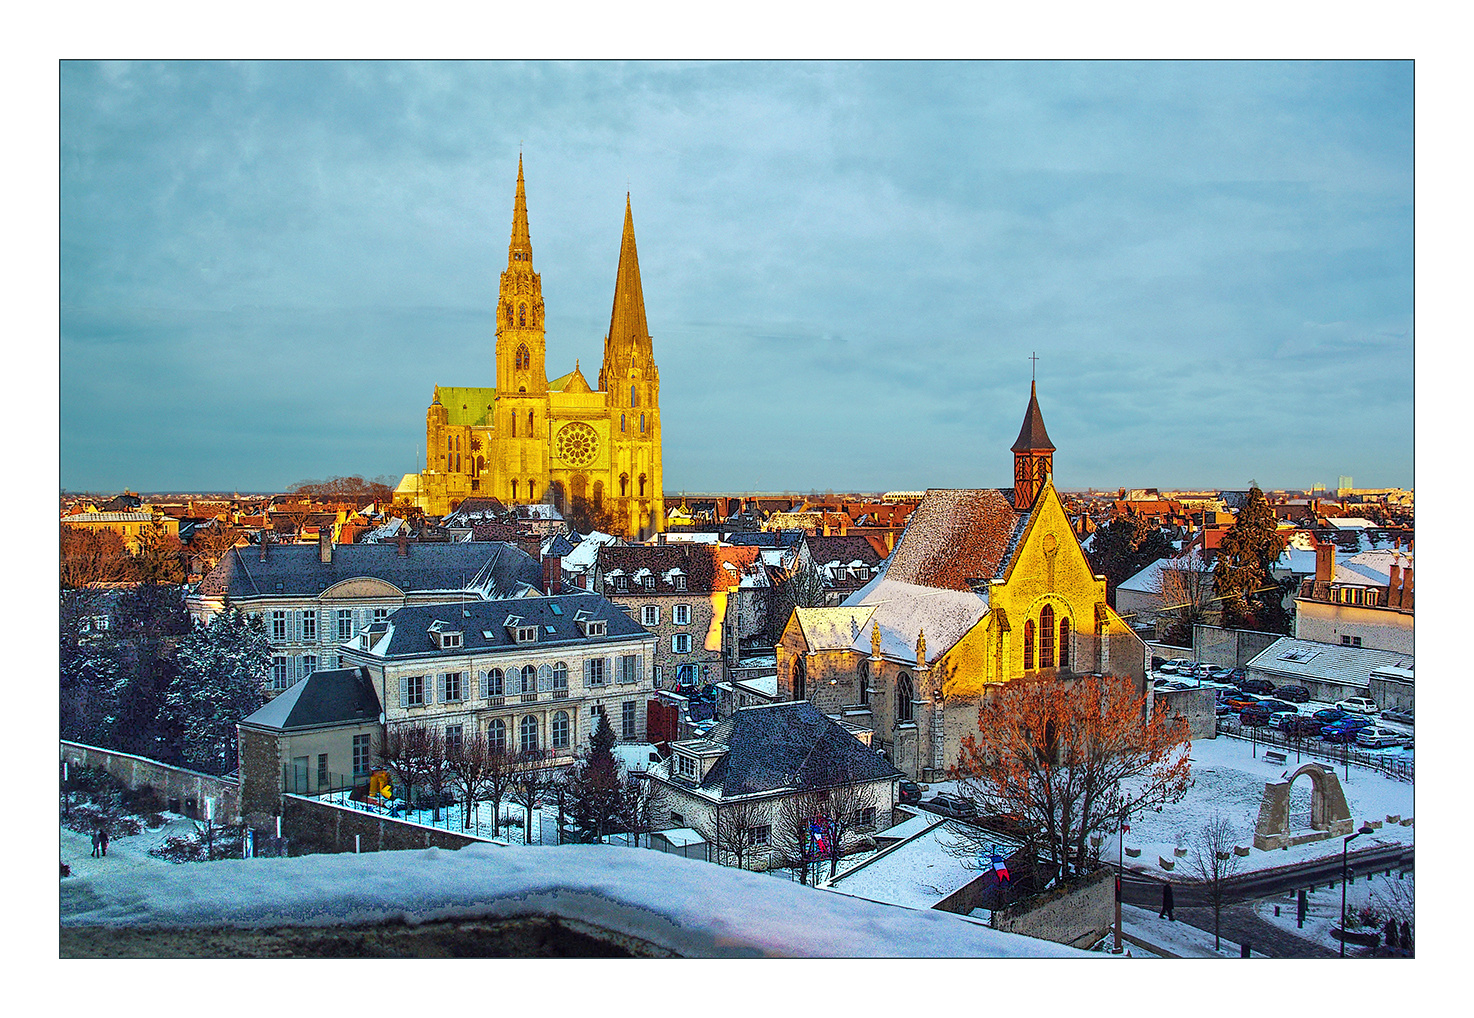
[1239,706,1273,727]
[899,780,923,805]
[1241,678,1276,695]
[1257,699,1300,714]
[1312,708,1351,724]
[921,793,979,820]
[1381,708,1415,726]
[1282,715,1327,736]
[1276,685,1311,703]
[1321,717,1375,742]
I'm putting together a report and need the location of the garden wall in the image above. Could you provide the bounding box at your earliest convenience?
[990,866,1114,949]
[280,794,496,854]
[61,741,239,822]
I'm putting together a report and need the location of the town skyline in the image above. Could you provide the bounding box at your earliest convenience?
[61,61,1413,494]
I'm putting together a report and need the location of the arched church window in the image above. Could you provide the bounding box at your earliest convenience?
[631,384,638,407]
[516,344,529,370]
[511,415,517,438]
[638,474,646,497]
[897,671,914,723]
[619,474,629,497]
[528,480,536,501]
[527,410,534,435]
[1040,605,1055,669]
[448,438,453,451]
[640,413,645,433]
[621,414,626,433]
[456,453,461,472]
[858,659,869,706]
[794,655,806,700]
[1023,620,1035,671]
[511,480,518,501]
[1059,617,1071,669]
[519,304,527,327]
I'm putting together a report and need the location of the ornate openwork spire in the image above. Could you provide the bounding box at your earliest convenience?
[507,154,533,268]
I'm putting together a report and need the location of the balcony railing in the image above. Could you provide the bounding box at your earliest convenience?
[520,692,540,703]
[485,695,505,707]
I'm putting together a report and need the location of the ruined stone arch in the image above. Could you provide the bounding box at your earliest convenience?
[1252,762,1353,851]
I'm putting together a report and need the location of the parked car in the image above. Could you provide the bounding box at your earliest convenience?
[1312,708,1351,724]
[1215,701,1236,716]
[920,793,979,819]
[1228,667,1246,682]
[1241,678,1276,695]
[1168,658,1195,673]
[1282,715,1327,736]
[899,780,923,805]
[1224,693,1261,712]
[1193,663,1214,679]
[1321,717,1375,742]
[1336,696,1380,716]
[1268,709,1305,730]
[1355,726,1402,749]
[1257,699,1300,714]
[1276,685,1311,703]
[1156,662,1179,675]
[1381,708,1415,726]
[1239,706,1273,727]
[1210,667,1235,681]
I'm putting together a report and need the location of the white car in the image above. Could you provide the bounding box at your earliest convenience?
[1336,696,1380,716]
[1355,726,1401,749]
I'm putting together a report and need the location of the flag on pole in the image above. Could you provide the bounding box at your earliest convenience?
[991,853,1010,884]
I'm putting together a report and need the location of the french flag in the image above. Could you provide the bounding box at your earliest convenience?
[992,854,1010,884]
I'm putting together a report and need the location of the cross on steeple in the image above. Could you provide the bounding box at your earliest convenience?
[1029,351,1039,381]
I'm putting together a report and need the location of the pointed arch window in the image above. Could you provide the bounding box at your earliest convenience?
[511,414,517,438]
[619,474,629,497]
[621,413,626,433]
[518,304,527,327]
[640,413,645,433]
[511,479,518,501]
[528,480,536,501]
[455,453,461,472]
[631,384,638,407]
[897,671,914,723]
[527,410,534,435]
[638,474,647,497]
[858,659,870,706]
[1059,617,1071,670]
[1040,605,1055,668]
[516,344,529,370]
[1023,620,1035,671]
[793,655,806,700]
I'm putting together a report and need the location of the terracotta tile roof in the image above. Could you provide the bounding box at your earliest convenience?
[882,489,1026,591]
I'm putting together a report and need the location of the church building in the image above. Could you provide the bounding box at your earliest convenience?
[775,381,1149,781]
[398,158,665,539]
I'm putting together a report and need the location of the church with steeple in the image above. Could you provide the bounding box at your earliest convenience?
[398,158,665,538]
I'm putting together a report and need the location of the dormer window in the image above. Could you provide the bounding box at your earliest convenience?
[674,575,686,591]
[575,610,607,637]
[504,614,539,644]
[677,754,697,778]
[428,620,464,650]
[616,576,629,592]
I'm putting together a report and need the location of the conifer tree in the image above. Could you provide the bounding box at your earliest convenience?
[165,607,269,773]
[1213,487,1290,632]
[564,713,626,843]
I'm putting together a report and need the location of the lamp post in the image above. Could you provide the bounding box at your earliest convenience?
[1340,822,1375,956]
[1114,817,1128,953]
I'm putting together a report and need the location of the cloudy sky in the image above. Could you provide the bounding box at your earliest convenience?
[60,60,1413,495]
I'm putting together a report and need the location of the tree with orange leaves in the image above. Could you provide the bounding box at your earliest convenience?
[952,674,1191,878]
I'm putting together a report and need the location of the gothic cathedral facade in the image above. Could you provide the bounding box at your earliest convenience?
[399,158,665,539]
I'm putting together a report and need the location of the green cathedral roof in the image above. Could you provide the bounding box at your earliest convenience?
[434,386,498,427]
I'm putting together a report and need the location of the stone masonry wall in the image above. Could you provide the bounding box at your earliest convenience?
[280,794,494,854]
[990,866,1114,949]
[62,741,240,822]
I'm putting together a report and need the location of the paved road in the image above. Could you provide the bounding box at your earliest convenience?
[1119,842,1414,908]
[1168,904,1339,958]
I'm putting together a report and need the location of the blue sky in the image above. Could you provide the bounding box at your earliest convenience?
[60,60,1413,494]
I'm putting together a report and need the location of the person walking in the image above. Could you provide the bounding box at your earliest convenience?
[1159,880,1175,921]
[90,830,100,858]
[99,827,109,857]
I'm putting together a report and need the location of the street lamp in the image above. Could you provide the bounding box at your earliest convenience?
[1340,822,1375,956]
[1114,815,1129,953]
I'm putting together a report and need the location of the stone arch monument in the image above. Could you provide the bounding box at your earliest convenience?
[1253,762,1353,851]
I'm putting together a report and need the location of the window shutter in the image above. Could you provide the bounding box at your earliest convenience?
[585,659,593,686]
[478,671,487,699]
[400,677,408,709]
[538,665,551,692]
[437,674,446,703]
[607,658,615,686]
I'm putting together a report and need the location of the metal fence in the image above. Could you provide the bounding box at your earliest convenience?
[1215,720,1414,783]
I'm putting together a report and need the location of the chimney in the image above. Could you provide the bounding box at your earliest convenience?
[1387,562,1401,607]
[1314,541,1334,584]
[319,528,333,564]
[885,530,895,554]
[542,552,562,595]
[258,535,268,562]
[397,532,409,557]
[840,519,848,537]
[1400,567,1413,610]
[822,520,831,537]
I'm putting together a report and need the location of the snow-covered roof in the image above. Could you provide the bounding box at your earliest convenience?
[735,673,778,698]
[843,577,989,664]
[1325,517,1377,530]
[1247,637,1413,687]
[59,842,1084,957]
[793,605,878,652]
[824,819,1017,911]
[1333,548,1413,589]
[652,827,706,848]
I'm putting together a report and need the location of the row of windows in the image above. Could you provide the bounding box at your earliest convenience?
[399,656,644,707]
[271,653,341,690]
[618,413,648,435]
[440,698,641,754]
[1022,606,1072,671]
[615,575,687,592]
[641,604,691,626]
[269,608,389,643]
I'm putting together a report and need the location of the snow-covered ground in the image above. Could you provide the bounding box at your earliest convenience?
[1113,735,1413,877]
[61,813,198,879]
[1252,870,1412,953]
[59,839,1089,957]
[1118,903,1268,958]
[312,793,561,845]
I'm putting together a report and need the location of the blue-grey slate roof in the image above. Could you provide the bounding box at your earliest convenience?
[689,700,901,797]
[197,541,541,600]
[367,592,652,660]
[240,667,382,731]
[725,530,806,549]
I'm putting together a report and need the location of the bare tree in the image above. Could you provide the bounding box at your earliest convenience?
[620,774,671,849]
[773,791,827,885]
[379,724,433,813]
[1190,812,1242,951]
[1370,872,1414,933]
[60,526,133,589]
[509,751,555,844]
[699,796,766,871]
[187,520,242,570]
[482,743,517,835]
[819,776,882,880]
[1152,551,1218,646]
[447,733,494,831]
[276,500,315,542]
[421,728,452,822]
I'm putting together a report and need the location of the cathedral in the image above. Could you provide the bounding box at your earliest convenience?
[398,158,665,539]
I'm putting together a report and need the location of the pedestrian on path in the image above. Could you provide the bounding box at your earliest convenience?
[90,830,100,858]
[99,827,109,857]
[1159,881,1175,921]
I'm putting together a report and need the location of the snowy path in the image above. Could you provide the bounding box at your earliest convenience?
[60,815,195,881]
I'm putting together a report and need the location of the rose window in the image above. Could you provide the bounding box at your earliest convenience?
[555,422,599,466]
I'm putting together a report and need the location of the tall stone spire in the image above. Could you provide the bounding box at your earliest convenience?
[1012,381,1055,508]
[598,194,655,398]
[507,153,533,268]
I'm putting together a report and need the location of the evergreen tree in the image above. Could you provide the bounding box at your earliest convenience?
[60,591,125,745]
[1089,514,1175,607]
[166,607,269,773]
[1213,487,1290,632]
[135,523,187,584]
[563,713,626,843]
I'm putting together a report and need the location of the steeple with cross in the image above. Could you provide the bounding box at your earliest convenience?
[1011,363,1055,509]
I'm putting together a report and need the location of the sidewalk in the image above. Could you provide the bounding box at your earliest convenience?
[1118,904,1268,958]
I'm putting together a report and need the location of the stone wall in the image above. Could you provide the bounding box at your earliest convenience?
[280,794,494,854]
[1369,674,1414,713]
[1193,625,1283,668]
[1153,686,1216,740]
[990,866,1114,950]
[61,741,239,822]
